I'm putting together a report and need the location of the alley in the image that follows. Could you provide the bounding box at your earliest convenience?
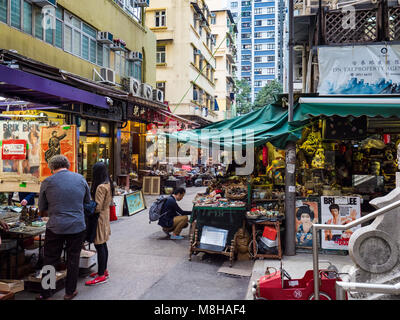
[16,187,250,300]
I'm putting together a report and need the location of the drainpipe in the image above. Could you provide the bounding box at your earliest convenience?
[284,0,296,256]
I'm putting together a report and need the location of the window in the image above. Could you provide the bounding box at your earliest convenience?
[156,45,166,63]
[267,43,275,50]
[254,68,261,75]
[242,55,251,61]
[242,44,251,49]
[231,2,238,8]
[254,8,262,14]
[210,13,216,25]
[254,20,261,26]
[0,0,7,23]
[241,11,250,17]
[34,8,43,40]
[241,1,251,6]
[254,56,261,62]
[241,66,250,72]
[266,7,275,13]
[10,0,21,29]
[267,56,274,62]
[241,22,250,28]
[267,19,274,26]
[155,10,166,27]
[241,33,250,39]
[254,44,262,50]
[255,81,262,87]
[23,1,32,34]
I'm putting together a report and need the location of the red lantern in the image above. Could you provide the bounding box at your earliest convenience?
[262,146,268,167]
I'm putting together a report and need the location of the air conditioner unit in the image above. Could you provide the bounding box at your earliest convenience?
[141,83,153,100]
[152,89,164,103]
[136,0,149,7]
[128,51,143,62]
[31,0,56,7]
[123,77,141,96]
[99,68,116,85]
[97,31,114,45]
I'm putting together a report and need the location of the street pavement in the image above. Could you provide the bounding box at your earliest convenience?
[14,186,354,300]
[15,186,250,300]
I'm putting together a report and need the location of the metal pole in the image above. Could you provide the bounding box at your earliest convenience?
[284,0,296,256]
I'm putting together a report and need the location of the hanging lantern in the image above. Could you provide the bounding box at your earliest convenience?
[262,145,268,167]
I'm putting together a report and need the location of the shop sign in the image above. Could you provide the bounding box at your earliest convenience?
[2,140,27,160]
[320,196,361,250]
[318,44,400,94]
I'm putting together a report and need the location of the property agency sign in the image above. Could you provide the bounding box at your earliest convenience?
[318,44,400,94]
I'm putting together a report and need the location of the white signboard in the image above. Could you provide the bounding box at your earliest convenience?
[321,196,361,250]
[318,44,400,95]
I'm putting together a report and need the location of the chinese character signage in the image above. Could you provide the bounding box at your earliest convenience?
[318,44,400,94]
[321,196,361,250]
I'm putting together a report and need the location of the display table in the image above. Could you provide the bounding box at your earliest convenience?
[189,206,247,267]
[248,220,282,260]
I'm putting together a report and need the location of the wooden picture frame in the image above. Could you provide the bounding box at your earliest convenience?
[124,190,146,216]
[142,176,152,194]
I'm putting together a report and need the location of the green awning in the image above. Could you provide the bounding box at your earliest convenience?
[168,104,301,150]
[295,97,400,121]
[168,97,400,151]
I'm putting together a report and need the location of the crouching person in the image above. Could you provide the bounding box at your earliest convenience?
[158,188,192,240]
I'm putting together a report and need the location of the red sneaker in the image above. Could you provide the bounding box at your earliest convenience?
[89,270,109,278]
[85,275,108,286]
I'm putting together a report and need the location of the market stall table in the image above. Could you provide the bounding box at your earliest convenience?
[189,205,247,267]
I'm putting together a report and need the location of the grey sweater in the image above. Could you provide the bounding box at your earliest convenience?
[39,170,91,234]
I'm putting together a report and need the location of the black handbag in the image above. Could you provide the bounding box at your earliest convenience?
[84,200,99,243]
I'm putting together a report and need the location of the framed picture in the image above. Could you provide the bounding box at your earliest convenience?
[320,196,361,250]
[124,190,146,216]
[295,198,320,249]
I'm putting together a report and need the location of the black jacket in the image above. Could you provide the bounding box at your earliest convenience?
[158,195,191,228]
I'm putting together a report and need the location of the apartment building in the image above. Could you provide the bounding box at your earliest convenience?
[207,0,238,121]
[229,0,286,102]
[146,0,218,125]
[0,0,156,88]
[0,0,167,178]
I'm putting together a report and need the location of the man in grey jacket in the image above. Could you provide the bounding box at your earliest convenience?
[37,155,91,300]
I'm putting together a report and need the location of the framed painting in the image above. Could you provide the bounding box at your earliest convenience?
[124,190,146,216]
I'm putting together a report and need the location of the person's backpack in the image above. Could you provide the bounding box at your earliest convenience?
[149,195,168,223]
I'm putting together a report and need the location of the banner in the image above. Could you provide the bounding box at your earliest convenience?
[318,44,400,94]
[321,196,361,250]
[0,121,43,178]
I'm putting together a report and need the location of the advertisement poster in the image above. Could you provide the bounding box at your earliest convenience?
[0,121,43,179]
[40,125,76,180]
[318,44,400,94]
[295,199,320,249]
[321,196,361,250]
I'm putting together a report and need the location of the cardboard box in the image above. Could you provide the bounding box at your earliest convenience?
[0,280,24,293]
[79,250,97,269]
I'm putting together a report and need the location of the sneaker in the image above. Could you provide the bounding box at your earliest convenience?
[89,270,109,279]
[170,234,184,240]
[85,275,108,286]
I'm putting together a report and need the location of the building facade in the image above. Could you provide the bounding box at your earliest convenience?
[146,0,218,125]
[208,0,238,121]
[229,0,286,102]
[0,0,165,180]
